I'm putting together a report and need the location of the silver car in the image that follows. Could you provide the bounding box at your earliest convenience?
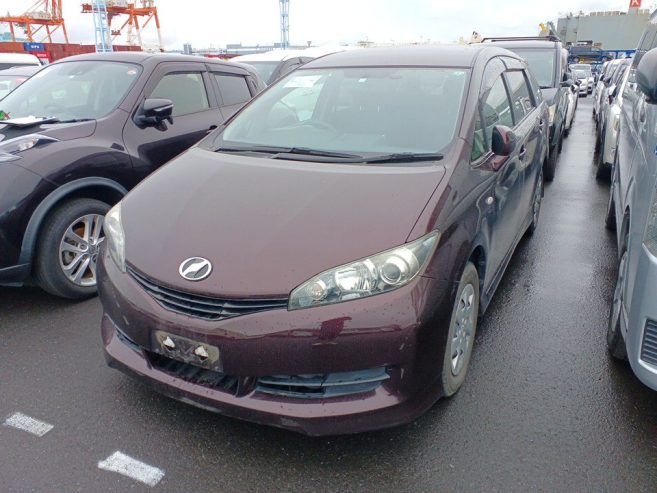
[607,16,657,390]
[595,60,631,179]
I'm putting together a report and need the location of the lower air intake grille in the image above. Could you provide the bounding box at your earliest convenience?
[147,352,239,394]
[641,320,657,367]
[255,367,389,399]
[128,266,288,321]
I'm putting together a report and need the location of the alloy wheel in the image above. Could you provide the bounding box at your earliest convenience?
[59,214,105,287]
[608,250,627,343]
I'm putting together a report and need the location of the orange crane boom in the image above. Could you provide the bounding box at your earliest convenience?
[81,1,163,51]
[0,0,69,43]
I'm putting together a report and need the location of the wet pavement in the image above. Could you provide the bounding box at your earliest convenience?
[1,98,657,492]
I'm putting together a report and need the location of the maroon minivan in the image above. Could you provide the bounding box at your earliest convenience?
[98,46,549,435]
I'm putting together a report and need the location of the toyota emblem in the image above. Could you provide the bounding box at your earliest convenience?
[179,257,212,281]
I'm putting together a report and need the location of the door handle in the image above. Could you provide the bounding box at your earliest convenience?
[639,105,646,123]
[518,145,527,159]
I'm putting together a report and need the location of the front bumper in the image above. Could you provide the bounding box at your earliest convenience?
[98,249,455,435]
[623,245,657,391]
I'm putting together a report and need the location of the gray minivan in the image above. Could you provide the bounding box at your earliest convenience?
[606,11,657,390]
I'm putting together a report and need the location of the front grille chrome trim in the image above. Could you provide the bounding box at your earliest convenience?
[127,266,288,321]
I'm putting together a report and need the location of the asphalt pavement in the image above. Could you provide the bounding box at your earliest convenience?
[1,97,657,492]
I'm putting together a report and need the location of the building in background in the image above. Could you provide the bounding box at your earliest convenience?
[557,4,650,51]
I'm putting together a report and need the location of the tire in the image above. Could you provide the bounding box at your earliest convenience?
[35,198,110,300]
[596,154,610,180]
[441,261,480,397]
[605,165,617,230]
[607,248,628,360]
[557,131,564,154]
[526,171,543,236]
[544,146,557,182]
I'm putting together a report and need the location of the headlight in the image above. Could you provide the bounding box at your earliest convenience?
[105,202,126,272]
[548,104,556,125]
[0,134,58,162]
[288,231,439,310]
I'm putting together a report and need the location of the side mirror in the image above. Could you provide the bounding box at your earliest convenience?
[135,98,174,128]
[603,76,612,85]
[637,47,657,103]
[561,79,574,87]
[489,125,516,171]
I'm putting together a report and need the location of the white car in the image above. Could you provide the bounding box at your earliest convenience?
[594,59,622,120]
[0,52,42,71]
[570,63,594,94]
[232,46,353,85]
[572,69,589,96]
[564,80,579,136]
[596,61,632,179]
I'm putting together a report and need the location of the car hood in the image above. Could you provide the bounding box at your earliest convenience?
[0,119,96,143]
[540,87,558,105]
[122,147,446,297]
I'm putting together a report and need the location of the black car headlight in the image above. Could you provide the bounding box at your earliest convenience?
[288,231,439,310]
[0,134,59,162]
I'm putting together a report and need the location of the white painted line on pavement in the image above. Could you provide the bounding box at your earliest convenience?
[98,451,164,487]
[3,412,54,437]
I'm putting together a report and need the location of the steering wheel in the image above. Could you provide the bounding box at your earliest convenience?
[299,119,338,134]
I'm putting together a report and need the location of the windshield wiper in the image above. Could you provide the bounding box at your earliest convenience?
[357,152,444,164]
[273,147,362,159]
[216,145,362,160]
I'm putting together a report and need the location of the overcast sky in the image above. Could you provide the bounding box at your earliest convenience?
[12,0,657,49]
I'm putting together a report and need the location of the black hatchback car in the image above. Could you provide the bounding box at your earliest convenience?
[0,52,265,299]
[483,36,573,181]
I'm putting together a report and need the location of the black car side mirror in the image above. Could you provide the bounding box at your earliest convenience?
[135,98,174,129]
[561,79,574,87]
[637,48,657,104]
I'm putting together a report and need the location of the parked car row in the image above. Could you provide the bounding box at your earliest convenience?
[0,52,266,298]
[0,37,598,435]
[602,11,657,394]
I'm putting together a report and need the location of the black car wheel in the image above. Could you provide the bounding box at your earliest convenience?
[605,163,618,230]
[441,261,480,397]
[35,198,110,299]
[544,146,557,181]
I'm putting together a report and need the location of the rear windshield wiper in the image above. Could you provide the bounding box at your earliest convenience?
[357,152,444,164]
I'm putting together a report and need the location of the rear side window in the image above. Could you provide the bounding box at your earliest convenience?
[214,73,252,106]
[482,76,514,145]
[151,72,209,116]
[505,70,535,123]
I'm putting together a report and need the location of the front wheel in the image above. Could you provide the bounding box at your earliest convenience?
[441,262,480,397]
[35,198,110,299]
[605,165,617,230]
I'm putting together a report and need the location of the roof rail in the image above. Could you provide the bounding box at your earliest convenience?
[482,35,561,43]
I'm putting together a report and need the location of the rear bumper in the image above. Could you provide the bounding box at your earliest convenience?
[98,249,455,435]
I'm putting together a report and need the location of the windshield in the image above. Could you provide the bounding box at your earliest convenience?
[506,49,555,88]
[574,70,587,79]
[210,67,468,161]
[0,75,30,99]
[242,61,280,84]
[0,61,142,121]
[571,64,592,77]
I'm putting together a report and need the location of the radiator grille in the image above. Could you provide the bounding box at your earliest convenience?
[128,266,288,321]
